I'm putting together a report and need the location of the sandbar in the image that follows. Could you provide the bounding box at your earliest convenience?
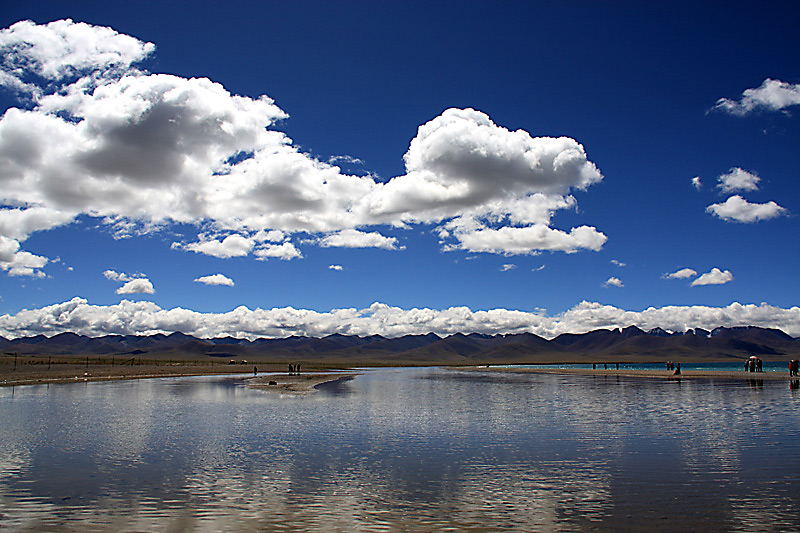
[248,372,359,394]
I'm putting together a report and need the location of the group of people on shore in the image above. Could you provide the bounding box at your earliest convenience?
[790,360,799,376]
[745,357,763,372]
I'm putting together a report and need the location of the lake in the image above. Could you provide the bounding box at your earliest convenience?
[2,367,800,531]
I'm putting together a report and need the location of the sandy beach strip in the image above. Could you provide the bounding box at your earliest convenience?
[476,366,797,381]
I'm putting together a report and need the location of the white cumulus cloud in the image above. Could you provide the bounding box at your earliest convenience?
[116,278,155,294]
[664,268,698,280]
[603,277,624,288]
[328,264,343,271]
[691,176,702,190]
[0,19,607,279]
[713,78,800,116]
[178,235,254,258]
[318,229,400,250]
[253,242,302,261]
[706,195,787,223]
[716,167,760,194]
[691,268,733,287]
[194,273,234,286]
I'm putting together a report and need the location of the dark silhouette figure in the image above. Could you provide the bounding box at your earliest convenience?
[673,362,681,375]
[253,366,258,376]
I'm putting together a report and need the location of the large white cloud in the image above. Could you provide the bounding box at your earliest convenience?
[713,78,800,115]
[0,19,606,276]
[706,195,787,223]
[1,298,799,339]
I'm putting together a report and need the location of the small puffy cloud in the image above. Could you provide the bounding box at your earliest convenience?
[319,229,400,250]
[532,265,545,272]
[194,273,234,286]
[105,269,153,293]
[610,259,626,267]
[603,277,624,288]
[500,264,516,272]
[716,167,760,194]
[116,277,155,294]
[664,268,698,280]
[691,268,733,287]
[713,78,800,116]
[253,242,302,261]
[691,176,702,190]
[706,195,787,223]
[328,264,343,271]
[179,235,254,258]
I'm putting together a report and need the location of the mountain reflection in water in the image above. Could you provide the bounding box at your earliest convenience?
[1,368,800,531]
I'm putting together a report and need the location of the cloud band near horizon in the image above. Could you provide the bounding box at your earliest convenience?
[1,298,798,340]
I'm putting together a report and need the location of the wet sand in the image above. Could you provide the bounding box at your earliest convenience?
[478,366,797,380]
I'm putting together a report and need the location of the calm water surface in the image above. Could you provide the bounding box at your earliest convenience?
[2,368,800,531]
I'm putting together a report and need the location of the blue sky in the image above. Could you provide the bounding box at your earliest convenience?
[1,2,799,339]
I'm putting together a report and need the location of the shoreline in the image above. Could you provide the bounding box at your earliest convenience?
[476,366,798,381]
[4,362,799,389]
[0,363,342,388]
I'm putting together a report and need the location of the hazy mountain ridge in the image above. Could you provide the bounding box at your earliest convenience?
[2,326,799,363]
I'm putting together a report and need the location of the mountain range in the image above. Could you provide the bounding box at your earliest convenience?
[2,326,799,364]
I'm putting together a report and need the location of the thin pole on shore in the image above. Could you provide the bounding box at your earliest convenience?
[13,353,17,371]
[85,355,89,369]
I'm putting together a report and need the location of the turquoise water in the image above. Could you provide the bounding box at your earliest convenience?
[1,368,800,531]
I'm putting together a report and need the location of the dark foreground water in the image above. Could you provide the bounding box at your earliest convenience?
[1,368,800,531]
